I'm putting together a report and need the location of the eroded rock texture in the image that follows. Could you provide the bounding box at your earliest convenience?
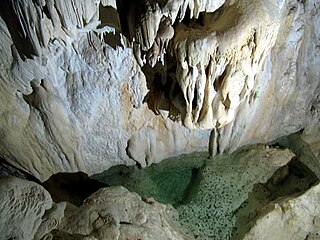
[0,0,210,180]
[172,0,279,129]
[54,186,192,240]
[0,177,53,239]
[243,182,320,240]
[0,0,319,180]
[0,176,192,240]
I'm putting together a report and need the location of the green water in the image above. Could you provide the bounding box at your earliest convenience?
[93,136,318,240]
[93,152,207,206]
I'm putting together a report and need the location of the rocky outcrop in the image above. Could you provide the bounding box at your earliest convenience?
[55,186,192,240]
[0,145,319,240]
[0,0,210,180]
[215,0,320,154]
[0,0,319,180]
[0,176,192,240]
[243,183,320,240]
[171,0,280,129]
[0,177,54,239]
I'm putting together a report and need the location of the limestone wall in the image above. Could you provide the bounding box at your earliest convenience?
[0,0,319,180]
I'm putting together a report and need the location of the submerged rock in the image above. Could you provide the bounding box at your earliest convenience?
[96,143,318,239]
[93,152,207,206]
[0,142,319,240]
[177,145,296,239]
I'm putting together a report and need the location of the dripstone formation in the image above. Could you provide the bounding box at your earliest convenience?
[0,0,319,239]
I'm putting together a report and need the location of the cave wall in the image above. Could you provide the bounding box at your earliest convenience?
[216,0,320,154]
[0,0,319,181]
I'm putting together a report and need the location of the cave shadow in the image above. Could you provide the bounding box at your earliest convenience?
[42,172,107,207]
[141,55,186,121]
[0,0,38,59]
[98,4,123,50]
[0,156,40,183]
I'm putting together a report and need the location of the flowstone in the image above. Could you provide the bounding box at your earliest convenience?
[0,177,54,239]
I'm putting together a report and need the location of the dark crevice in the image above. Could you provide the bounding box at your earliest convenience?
[120,221,132,225]
[192,87,198,109]
[101,31,122,50]
[99,5,121,31]
[180,7,192,25]
[141,56,185,117]
[116,0,157,45]
[42,4,51,20]
[232,157,318,240]
[0,0,38,59]
[115,0,132,40]
[98,4,122,49]
[42,172,107,207]
[179,167,201,205]
[0,156,41,183]
[135,161,142,169]
[214,67,227,91]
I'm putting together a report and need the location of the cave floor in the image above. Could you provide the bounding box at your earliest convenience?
[93,142,318,240]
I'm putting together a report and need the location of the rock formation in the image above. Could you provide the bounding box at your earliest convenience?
[56,186,192,240]
[0,0,320,237]
[0,0,319,182]
[1,145,320,240]
[0,176,193,240]
[243,183,320,240]
[0,0,320,238]
[0,177,53,239]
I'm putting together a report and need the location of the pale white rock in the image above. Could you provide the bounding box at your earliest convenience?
[126,109,209,167]
[35,202,67,240]
[0,0,319,181]
[101,0,117,8]
[0,177,52,240]
[0,0,209,180]
[243,182,320,240]
[58,186,193,240]
[216,0,320,154]
[172,0,280,129]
